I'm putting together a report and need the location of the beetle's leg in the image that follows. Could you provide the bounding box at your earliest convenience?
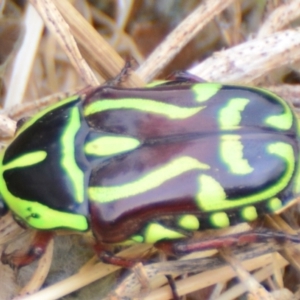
[155,229,300,256]
[94,242,140,268]
[1,231,54,268]
[96,243,182,299]
[166,274,181,300]
[95,242,154,294]
[105,59,134,87]
[100,252,137,268]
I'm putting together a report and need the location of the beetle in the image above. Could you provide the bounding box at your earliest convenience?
[0,77,299,267]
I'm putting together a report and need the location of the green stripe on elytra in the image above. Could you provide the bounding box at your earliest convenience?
[113,216,199,244]
[253,87,293,130]
[196,142,294,212]
[191,83,222,102]
[84,99,204,119]
[267,197,282,211]
[240,206,258,221]
[177,215,200,231]
[220,135,253,175]
[218,98,249,129]
[88,156,210,203]
[0,152,88,230]
[210,212,230,228]
[60,107,85,204]
[85,136,141,156]
[143,223,185,243]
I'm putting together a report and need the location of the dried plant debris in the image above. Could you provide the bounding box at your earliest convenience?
[1,0,300,300]
[0,0,23,104]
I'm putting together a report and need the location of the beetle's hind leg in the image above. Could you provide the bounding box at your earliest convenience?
[155,229,300,256]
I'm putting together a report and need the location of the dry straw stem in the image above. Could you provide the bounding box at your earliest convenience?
[110,225,252,297]
[110,0,134,47]
[265,214,298,234]
[141,252,289,300]
[20,244,152,300]
[30,0,98,87]
[217,257,288,300]
[6,91,73,120]
[257,0,300,38]
[137,0,235,82]
[219,248,275,300]
[108,241,289,298]
[3,4,43,109]
[189,29,300,84]
[0,113,15,138]
[1,90,73,138]
[108,248,223,298]
[90,6,144,64]
[50,0,144,88]
[0,4,43,136]
[0,213,24,245]
[265,215,300,275]
[19,263,119,300]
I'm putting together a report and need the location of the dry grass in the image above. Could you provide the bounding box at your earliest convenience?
[1,0,300,299]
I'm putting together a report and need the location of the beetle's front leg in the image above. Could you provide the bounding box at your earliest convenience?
[1,231,54,268]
